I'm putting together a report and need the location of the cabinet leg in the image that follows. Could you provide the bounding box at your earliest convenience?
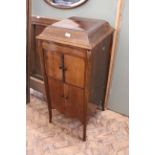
[102,100,105,111]
[49,109,52,123]
[83,122,87,141]
[102,106,105,111]
[26,90,30,104]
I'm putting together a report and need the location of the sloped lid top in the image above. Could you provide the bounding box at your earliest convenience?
[52,17,106,32]
[37,17,113,49]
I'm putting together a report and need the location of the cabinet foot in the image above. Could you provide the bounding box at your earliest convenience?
[83,123,87,141]
[83,136,86,141]
[102,104,105,111]
[49,116,52,123]
[102,107,105,111]
[49,110,52,123]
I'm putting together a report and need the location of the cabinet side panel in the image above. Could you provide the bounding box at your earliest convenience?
[89,35,113,108]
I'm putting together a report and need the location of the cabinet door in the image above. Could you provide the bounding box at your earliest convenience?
[64,55,85,88]
[64,84,84,122]
[45,50,63,81]
[48,78,65,114]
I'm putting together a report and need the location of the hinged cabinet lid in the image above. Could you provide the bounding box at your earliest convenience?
[37,17,113,49]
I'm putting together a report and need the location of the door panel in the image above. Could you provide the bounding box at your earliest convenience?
[64,84,84,122]
[64,55,85,88]
[48,78,65,114]
[45,50,63,81]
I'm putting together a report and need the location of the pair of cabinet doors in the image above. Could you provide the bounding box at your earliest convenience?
[44,46,86,122]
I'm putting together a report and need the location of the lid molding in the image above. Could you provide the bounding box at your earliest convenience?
[37,17,114,49]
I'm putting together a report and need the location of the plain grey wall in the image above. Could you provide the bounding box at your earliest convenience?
[32,0,129,116]
[108,0,129,116]
[32,0,117,26]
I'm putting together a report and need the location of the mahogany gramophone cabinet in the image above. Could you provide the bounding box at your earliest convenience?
[37,17,114,141]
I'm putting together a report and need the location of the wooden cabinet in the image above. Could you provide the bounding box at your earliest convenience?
[37,17,114,141]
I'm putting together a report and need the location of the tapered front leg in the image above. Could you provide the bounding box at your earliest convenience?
[49,109,52,123]
[83,122,87,141]
[102,103,105,111]
[38,40,52,124]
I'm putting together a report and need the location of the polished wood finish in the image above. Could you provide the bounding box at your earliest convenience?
[38,39,53,122]
[45,50,85,88]
[38,17,113,49]
[37,17,114,141]
[42,41,85,58]
[48,78,84,122]
[64,55,85,88]
[64,84,84,122]
[44,0,88,9]
[45,50,63,80]
[48,79,65,114]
